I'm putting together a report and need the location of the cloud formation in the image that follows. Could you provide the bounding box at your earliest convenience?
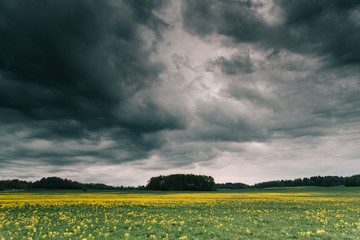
[0,0,176,163]
[1,0,360,185]
[182,0,360,67]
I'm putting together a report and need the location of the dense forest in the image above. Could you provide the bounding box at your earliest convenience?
[146,174,216,191]
[344,174,360,186]
[1,174,360,191]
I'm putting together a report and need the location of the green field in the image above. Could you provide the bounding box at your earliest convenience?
[1,186,360,239]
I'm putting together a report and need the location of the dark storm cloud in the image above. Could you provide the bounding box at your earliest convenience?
[278,0,360,66]
[0,0,178,129]
[182,0,360,67]
[182,0,264,41]
[214,52,254,75]
[0,0,182,166]
[1,0,360,185]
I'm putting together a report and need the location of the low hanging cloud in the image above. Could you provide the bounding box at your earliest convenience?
[1,0,360,185]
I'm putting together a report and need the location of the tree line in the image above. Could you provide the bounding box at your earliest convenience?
[253,175,346,188]
[1,174,360,191]
[216,174,360,189]
[0,177,136,191]
[344,174,360,186]
[215,182,250,189]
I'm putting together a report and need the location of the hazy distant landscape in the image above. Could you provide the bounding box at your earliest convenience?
[2,173,360,192]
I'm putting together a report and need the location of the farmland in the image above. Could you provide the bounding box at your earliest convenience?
[1,187,360,239]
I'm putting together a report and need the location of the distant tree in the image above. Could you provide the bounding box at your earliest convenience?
[32,177,83,189]
[146,174,216,191]
[254,176,344,188]
[137,185,146,190]
[321,176,343,187]
[294,178,303,186]
[344,174,360,186]
[216,182,250,189]
[0,179,31,190]
[302,177,313,186]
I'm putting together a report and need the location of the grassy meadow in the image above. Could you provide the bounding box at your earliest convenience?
[1,187,360,239]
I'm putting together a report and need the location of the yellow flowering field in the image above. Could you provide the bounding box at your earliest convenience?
[1,189,360,239]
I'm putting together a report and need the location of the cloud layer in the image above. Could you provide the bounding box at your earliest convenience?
[1,0,360,185]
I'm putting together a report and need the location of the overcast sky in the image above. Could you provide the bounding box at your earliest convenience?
[1,0,360,186]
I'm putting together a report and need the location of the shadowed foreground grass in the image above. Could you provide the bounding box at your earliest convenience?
[1,186,360,239]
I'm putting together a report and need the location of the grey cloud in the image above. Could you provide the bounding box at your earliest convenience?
[156,142,220,169]
[126,0,169,37]
[0,0,177,132]
[189,98,269,142]
[182,0,360,67]
[181,0,219,37]
[0,122,161,169]
[1,0,360,185]
[214,52,254,75]
[0,0,182,168]
[182,0,265,42]
[278,0,360,66]
[219,56,360,139]
[225,85,274,110]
